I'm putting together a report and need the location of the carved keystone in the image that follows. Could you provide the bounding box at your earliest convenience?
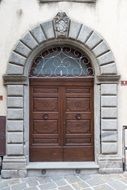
[53,12,70,38]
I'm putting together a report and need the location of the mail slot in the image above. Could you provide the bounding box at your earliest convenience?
[0,116,6,156]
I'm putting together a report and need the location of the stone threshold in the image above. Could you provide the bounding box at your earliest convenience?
[27,162,99,169]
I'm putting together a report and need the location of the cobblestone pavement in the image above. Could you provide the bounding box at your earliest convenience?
[1,173,127,190]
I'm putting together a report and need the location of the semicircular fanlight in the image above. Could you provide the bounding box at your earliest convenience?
[30,46,94,77]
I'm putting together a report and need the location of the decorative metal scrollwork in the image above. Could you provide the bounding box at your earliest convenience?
[30,46,94,77]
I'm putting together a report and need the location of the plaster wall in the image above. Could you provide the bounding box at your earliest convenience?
[0,0,127,157]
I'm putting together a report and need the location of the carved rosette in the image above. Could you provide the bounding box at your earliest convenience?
[53,12,70,38]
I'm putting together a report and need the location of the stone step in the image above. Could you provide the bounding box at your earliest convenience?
[27,162,99,177]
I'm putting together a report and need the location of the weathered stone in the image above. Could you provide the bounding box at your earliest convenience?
[100,62,117,74]
[101,108,117,118]
[21,32,38,49]
[31,25,46,43]
[15,41,31,57]
[77,25,92,43]
[7,120,23,132]
[39,182,57,189]
[85,175,106,186]
[7,85,23,96]
[101,84,117,95]
[7,64,23,75]
[101,96,117,107]
[18,170,27,178]
[52,178,67,186]
[7,109,23,119]
[94,184,115,190]
[97,51,114,65]
[7,132,23,143]
[41,21,55,39]
[101,131,117,142]
[22,177,38,186]
[7,97,23,108]
[11,182,27,190]
[2,156,26,170]
[1,170,18,179]
[9,52,26,66]
[125,129,127,147]
[85,32,102,49]
[108,179,127,190]
[101,142,117,153]
[69,21,82,39]
[7,144,24,155]
[92,40,109,57]
[101,119,117,130]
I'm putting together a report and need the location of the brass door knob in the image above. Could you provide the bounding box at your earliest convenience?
[43,113,48,120]
[75,114,81,120]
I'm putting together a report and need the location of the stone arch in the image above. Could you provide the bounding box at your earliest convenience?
[6,19,117,76]
[2,13,122,178]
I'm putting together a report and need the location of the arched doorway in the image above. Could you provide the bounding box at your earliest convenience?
[29,45,94,161]
[2,12,122,178]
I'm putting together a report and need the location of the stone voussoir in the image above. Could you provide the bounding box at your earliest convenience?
[41,21,55,39]
[7,64,24,75]
[92,40,110,57]
[69,21,82,39]
[77,25,93,43]
[100,62,117,74]
[15,41,31,57]
[85,31,102,49]
[21,32,38,49]
[97,51,115,65]
[31,25,46,44]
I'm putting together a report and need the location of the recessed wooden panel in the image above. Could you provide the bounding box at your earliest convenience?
[33,112,58,120]
[65,137,91,144]
[33,120,58,134]
[33,138,58,144]
[66,113,91,120]
[33,88,58,93]
[30,79,94,161]
[33,98,58,111]
[66,98,90,111]
[30,147,63,161]
[63,147,94,161]
[66,120,90,134]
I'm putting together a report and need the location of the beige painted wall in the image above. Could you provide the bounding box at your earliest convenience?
[0,0,127,155]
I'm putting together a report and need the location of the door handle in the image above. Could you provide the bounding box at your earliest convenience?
[75,114,81,120]
[43,113,48,120]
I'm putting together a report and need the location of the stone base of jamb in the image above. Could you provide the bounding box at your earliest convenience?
[98,155,123,173]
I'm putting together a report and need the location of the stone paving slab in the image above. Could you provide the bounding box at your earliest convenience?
[0,173,127,190]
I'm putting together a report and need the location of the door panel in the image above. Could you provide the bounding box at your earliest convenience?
[30,85,61,161]
[66,98,90,111]
[30,78,94,161]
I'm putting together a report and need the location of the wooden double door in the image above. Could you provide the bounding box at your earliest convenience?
[30,78,94,161]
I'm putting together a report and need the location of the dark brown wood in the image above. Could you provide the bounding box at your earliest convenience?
[0,116,6,156]
[30,78,94,161]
